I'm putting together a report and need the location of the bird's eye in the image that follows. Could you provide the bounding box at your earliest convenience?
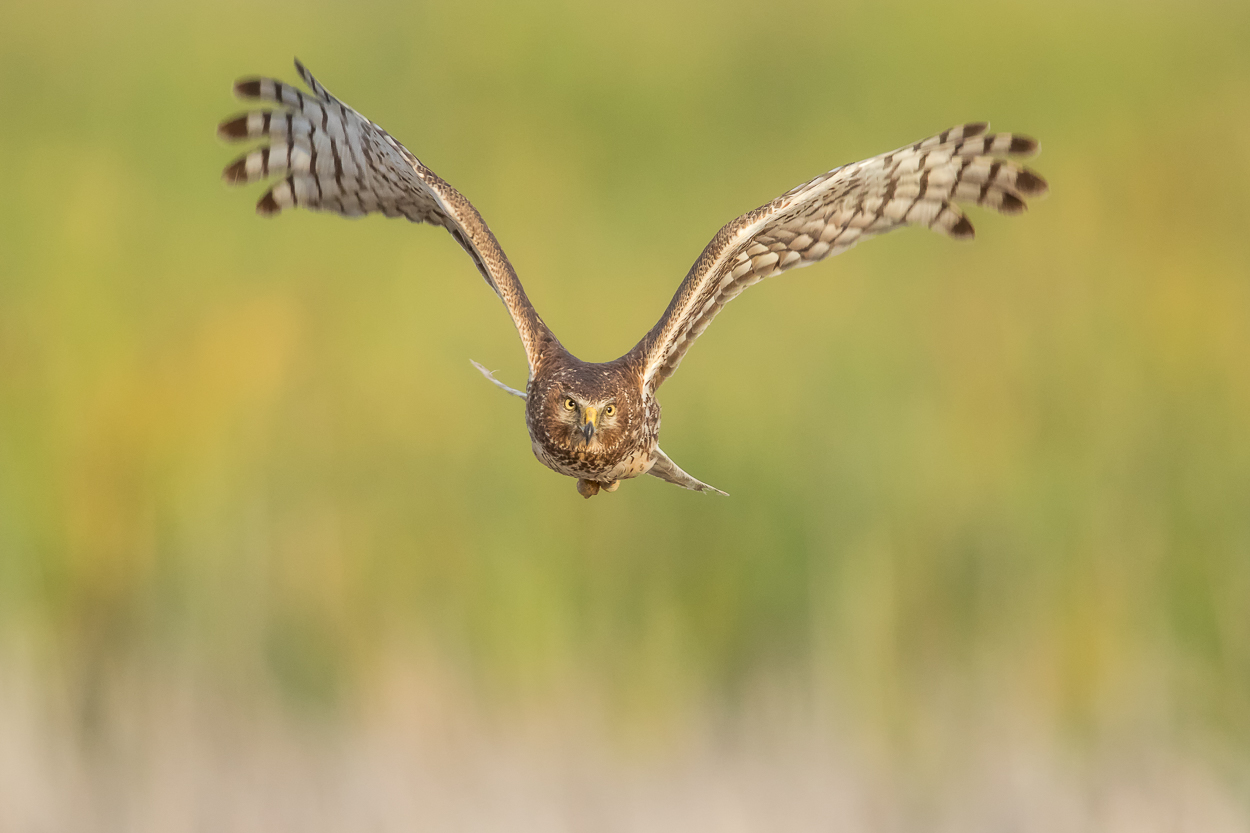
[563,398,577,411]
[604,404,617,417]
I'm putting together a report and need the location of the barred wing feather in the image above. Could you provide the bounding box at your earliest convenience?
[631,123,1048,390]
[218,60,554,374]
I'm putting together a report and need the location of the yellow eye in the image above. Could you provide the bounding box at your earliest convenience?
[604,404,616,417]
[563,398,577,411]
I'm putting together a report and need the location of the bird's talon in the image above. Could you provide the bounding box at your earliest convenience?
[603,480,619,492]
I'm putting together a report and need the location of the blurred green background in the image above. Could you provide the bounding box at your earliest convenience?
[1,0,1248,829]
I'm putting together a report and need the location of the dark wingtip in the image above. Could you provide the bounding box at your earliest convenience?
[999,193,1027,215]
[1016,168,1049,196]
[951,216,975,240]
[964,121,990,138]
[234,78,263,99]
[293,57,321,96]
[1009,135,1039,156]
[217,115,248,140]
[256,191,281,216]
[222,156,248,184]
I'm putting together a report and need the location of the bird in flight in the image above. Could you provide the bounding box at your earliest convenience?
[219,60,1047,499]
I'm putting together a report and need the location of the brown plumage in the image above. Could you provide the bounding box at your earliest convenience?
[218,60,1048,498]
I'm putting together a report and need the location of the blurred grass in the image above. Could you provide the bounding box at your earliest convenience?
[0,0,1248,770]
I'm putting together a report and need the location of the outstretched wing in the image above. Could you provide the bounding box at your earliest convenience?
[629,123,1048,390]
[218,59,555,374]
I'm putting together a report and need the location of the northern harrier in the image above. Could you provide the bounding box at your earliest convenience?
[219,60,1047,499]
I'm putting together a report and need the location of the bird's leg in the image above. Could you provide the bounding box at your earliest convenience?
[469,360,527,399]
[576,479,601,499]
[602,480,620,492]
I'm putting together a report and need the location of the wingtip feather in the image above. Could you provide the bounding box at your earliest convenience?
[950,216,976,240]
[1008,135,1040,157]
[964,121,990,138]
[233,78,263,99]
[217,115,248,140]
[1016,168,1049,196]
[221,156,248,184]
[999,193,1027,215]
[256,191,281,216]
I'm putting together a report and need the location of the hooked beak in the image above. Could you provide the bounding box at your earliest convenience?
[580,406,599,444]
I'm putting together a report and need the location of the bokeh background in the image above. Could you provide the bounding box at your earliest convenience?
[2,0,1249,830]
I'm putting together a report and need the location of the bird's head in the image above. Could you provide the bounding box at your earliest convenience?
[532,365,642,455]
[554,390,623,450]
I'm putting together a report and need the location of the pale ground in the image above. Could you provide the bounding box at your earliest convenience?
[1,652,1246,833]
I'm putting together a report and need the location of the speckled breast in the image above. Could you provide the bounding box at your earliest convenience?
[526,397,661,484]
[529,436,656,482]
